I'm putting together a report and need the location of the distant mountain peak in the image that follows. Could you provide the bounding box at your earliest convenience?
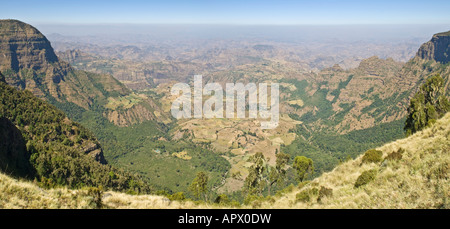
[417,30,450,64]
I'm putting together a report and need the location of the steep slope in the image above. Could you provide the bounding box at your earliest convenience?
[0,19,168,127]
[2,112,447,209]
[0,116,32,177]
[0,80,151,193]
[277,31,450,182]
[254,112,449,209]
[0,172,100,209]
[417,31,450,64]
[301,56,407,133]
[399,30,450,98]
[0,170,200,209]
[0,20,227,195]
[0,80,106,164]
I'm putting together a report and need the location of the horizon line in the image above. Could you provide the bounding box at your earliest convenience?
[33,22,450,26]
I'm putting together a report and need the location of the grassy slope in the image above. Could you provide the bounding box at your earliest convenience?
[260,112,450,209]
[1,113,448,209]
[0,172,97,209]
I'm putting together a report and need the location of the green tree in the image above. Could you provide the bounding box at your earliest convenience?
[244,152,266,195]
[189,171,209,201]
[292,156,314,182]
[267,152,290,195]
[404,74,450,136]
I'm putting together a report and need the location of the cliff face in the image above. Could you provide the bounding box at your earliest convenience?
[399,30,450,98]
[0,20,166,127]
[0,19,129,108]
[0,19,58,71]
[0,20,108,164]
[417,31,450,64]
[0,20,69,96]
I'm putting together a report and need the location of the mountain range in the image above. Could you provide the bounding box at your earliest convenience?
[0,19,449,207]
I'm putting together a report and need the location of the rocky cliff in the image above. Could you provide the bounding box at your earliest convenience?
[417,31,450,64]
[0,20,166,127]
[0,19,129,107]
[0,19,59,70]
[0,19,69,97]
[399,30,450,99]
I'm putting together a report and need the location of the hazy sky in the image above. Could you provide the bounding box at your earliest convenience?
[1,0,450,25]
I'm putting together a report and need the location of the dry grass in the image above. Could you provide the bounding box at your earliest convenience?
[0,173,99,209]
[257,113,450,209]
[0,172,216,209]
[102,192,211,209]
[1,113,448,209]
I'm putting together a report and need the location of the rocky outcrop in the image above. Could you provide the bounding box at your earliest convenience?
[81,142,107,164]
[0,20,110,164]
[398,30,450,99]
[417,31,450,64]
[0,20,163,127]
[0,19,59,71]
[0,19,70,95]
[0,20,129,107]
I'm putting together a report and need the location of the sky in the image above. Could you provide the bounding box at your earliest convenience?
[1,0,450,25]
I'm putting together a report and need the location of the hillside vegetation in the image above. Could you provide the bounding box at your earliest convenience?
[255,112,449,209]
[0,80,151,193]
[1,112,448,209]
[1,20,449,207]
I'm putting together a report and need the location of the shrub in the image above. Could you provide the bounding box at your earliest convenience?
[310,187,319,196]
[361,149,383,164]
[385,148,404,161]
[230,201,241,208]
[214,194,230,205]
[295,187,318,203]
[244,194,263,206]
[275,184,296,197]
[296,190,311,203]
[317,186,333,202]
[264,195,276,204]
[404,74,450,136]
[85,186,103,208]
[169,192,186,201]
[354,169,378,188]
[292,156,314,182]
